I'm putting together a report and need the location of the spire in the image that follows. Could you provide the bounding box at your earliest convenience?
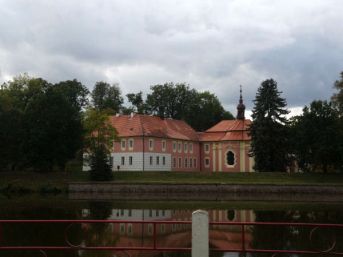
[236,85,245,120]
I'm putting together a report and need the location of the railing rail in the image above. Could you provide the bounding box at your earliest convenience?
[0,219,343,256]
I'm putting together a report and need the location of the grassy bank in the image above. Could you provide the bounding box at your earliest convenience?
[1,171,343,194]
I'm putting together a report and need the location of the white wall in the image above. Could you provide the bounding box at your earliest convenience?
[111,152,171,171]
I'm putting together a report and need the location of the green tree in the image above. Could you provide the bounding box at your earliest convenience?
[0,75,88,172]
[249,79,290,172]
[187,91,234,131]
[145,82,233,131]
[291,101,342,172]
[91,81,123,113]
[83,108,116,181]
[126,91,146,114]
[332,71,343,114]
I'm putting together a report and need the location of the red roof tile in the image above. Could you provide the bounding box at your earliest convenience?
[109,114,199,141]
[199,119,251,142]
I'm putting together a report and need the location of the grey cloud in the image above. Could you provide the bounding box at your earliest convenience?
[0,0,342,115]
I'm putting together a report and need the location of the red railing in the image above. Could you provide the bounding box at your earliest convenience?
[0,220,343,256]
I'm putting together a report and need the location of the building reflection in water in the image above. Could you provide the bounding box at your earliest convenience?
[80,208,255,257]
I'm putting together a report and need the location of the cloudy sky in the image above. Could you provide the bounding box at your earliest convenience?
[0,0,342,116]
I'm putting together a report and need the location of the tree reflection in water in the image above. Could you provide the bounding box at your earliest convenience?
[79,201,117,257]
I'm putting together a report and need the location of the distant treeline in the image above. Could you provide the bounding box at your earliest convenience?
[0,74,233,172]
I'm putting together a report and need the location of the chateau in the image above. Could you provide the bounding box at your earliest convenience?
[83,90,254,172]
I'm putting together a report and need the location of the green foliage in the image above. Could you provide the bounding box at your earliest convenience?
[290,100,342,172]
[89,145,113,181]
[91,81,123,113]
[0,74,88,172]
[126,91,146,114]
[145,82,233,131]
[83,108,116,181]
[332,71,343,115]
[250,79,290,172]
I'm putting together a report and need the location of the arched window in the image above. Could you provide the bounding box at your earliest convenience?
[226,151,235,166]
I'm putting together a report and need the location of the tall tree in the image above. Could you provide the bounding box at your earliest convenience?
[249,79,290,172]
[291,101,342,172]
[83,108,116,181]
[332,71,343,115]
[91,82,123,113]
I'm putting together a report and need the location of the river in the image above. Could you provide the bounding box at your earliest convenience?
[0,195,342,257]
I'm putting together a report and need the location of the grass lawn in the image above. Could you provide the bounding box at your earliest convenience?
[0,171,343,194]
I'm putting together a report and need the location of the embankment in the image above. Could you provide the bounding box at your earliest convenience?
[68,183,343,202]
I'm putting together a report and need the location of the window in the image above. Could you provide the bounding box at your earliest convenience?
[173,157,176,168]
[184,158,188,168]
[149,139,154,151]
[162,156,166,165]
[205,158,210,167]
[127,223,133,235]
[128,209,132,217]
[178,142,182,153]
[148,224,153,235]
[162,140,166,151]
[149,156,153,165]
[184,143,188,153]
[149,209,152,217]
[194,158,197,168]
[121,139,126,150]
[226,151,235,166]
[173,141,177,152]
[160,224,165,233]
[156,156,160,165]
[120,223,125,235]
[128,138,134,150]
[178,157,182,168]
[189,143,193,153]
[129,156,133,165]
[189,158,193,168]
[156,210,159,217]
[204,144,210,153]
[121,156,125,165]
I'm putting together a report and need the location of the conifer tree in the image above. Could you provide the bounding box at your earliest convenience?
[250,79,290,172]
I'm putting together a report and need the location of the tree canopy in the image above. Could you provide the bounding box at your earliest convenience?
[249,79,290,172]
[91,81,123,113]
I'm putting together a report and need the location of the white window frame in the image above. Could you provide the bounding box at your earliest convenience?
[149,138,154,151]
[205,157,210,168]
[149,156,153,165]
[156,156,160,165]
[129,156,133,165]
[178,142,182,153]
[184,157,188,168]
[173,157,176,168]
[162,156,166,165]
[127,223,133,235]
[172,141,177,152]
[225,150,236,167]
[178,157,182,168]
[194,158,197,168]
[121,139,126,150]
[162,140,166,152]
[204,143,210,154]
[189,143,193,153]
[184,142,188,153]
[128,138,134,150]
[121,156,125,165]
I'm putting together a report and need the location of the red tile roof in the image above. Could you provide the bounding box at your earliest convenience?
[109,114,199,141]
[199,119,251,142]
